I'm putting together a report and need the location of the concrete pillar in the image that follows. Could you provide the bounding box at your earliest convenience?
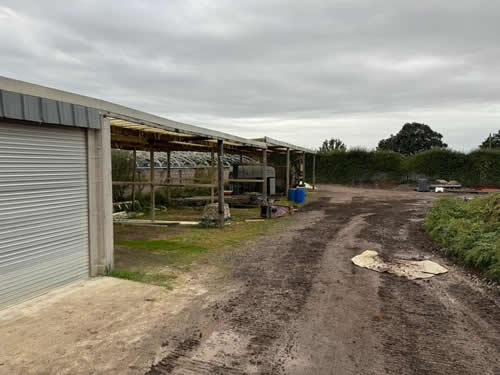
[217,140,225,229]
[87,117,114,276]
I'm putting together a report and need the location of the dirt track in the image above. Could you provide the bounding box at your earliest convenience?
[146,186,500,375]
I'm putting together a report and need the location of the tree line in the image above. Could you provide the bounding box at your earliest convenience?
[319,123,500,155]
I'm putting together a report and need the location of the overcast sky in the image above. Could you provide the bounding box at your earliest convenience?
[1,1,499,150]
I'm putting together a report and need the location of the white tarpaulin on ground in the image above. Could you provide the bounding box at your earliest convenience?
[351,250,447,280]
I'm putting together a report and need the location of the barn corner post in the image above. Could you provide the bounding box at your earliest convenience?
[217,140,225,229]
[87,115,114,276]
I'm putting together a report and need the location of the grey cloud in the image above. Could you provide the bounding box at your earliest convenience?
[1,0,499,150]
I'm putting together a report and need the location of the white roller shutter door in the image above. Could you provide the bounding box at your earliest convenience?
[0,122,89,309]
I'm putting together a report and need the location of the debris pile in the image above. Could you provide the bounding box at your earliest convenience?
[260,205,293,218]
[200,203,231,226]
[351,250,448,280]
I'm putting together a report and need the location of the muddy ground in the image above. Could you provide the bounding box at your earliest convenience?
[1,186,498,375]
[146,185,500,375]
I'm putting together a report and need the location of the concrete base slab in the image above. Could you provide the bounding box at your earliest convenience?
[0,277,209,375]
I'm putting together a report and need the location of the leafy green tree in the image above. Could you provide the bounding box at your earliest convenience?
[378,122,447,155]
[479,130,500,149]
[319,138,346,153]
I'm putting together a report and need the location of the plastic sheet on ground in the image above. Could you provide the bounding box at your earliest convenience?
[351,250,448,280]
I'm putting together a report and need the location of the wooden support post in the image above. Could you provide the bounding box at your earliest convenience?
[167,149,171,201]
[131,149,137,211]
[217,140,225,229]
[286,148,290,196]
[302,152,306,182]
[150,150,155,222]
[210,149,215,203]
[262,150,267,198]
[239,152,243,164]
[262,149,269,218]
[312,154,316,190]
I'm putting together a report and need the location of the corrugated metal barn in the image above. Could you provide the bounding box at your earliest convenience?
[0,76,316,310]
[0,82,110,309]
[0,76,268,309]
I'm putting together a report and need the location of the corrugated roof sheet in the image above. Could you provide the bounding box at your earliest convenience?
[0,89,100,129]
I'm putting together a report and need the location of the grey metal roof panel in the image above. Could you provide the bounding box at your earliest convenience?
[40,98,60,124]
[87,109,100,129]
[73,105,88,127]
[58,102,75,126]
[2,91,24,120]
[0,76,266,149]
[0,88,100,130]
[22,95,42,122]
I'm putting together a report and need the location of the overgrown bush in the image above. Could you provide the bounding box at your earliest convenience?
[425,194,500,281]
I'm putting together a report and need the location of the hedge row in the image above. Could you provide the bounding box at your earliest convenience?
[306,149,500,187]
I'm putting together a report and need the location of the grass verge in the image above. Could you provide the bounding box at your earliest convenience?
[425,193,500,281]
[111,191,316,288]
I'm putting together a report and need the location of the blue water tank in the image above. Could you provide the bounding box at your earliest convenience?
[295,187,306,203]
[288,188,296,201]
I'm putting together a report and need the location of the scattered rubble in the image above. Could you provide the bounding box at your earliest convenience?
[260,205,293,218]
[113,200,142,212]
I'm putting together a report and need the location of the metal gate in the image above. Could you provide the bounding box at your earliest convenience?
[0,122,89,309]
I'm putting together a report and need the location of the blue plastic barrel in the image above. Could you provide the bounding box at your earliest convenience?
[288,188,296,201]
[295,187,306,203]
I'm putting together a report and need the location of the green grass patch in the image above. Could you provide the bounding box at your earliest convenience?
[115,239,207,253]
[425,193,500,281]
[110,268,177,288]
[112,196,319,288]
[110,269,145,281]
